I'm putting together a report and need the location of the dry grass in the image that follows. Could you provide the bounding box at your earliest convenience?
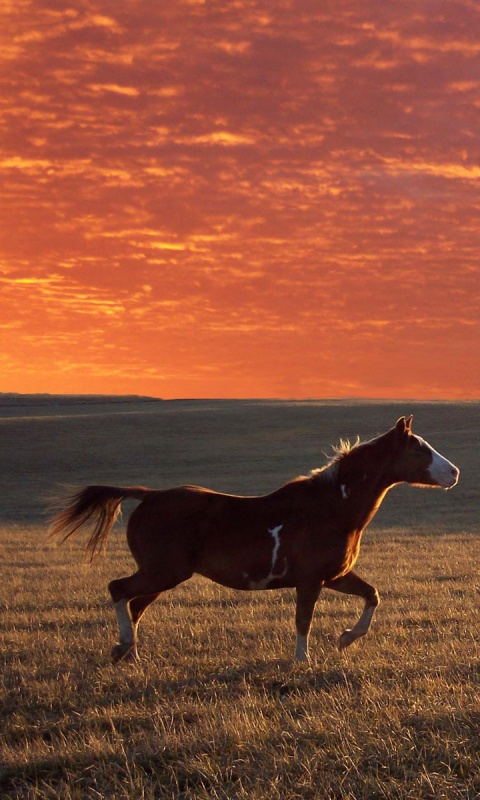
[2,524,479,799]
[1,400,478,797]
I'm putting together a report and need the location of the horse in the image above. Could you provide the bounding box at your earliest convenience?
[49,416,459,664]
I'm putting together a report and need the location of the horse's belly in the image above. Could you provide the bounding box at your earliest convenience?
[197,564,295,592]
[195,528,295,591]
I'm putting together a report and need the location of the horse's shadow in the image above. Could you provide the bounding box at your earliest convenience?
[100,653,364,707]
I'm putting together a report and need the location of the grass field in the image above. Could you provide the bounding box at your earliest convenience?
[1,400,479,798]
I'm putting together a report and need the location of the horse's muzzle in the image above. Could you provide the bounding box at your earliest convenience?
[443,464,460,489]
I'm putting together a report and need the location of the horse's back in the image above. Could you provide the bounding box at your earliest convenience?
[128,479,315,537]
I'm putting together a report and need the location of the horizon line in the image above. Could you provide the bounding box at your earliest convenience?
[0,392,478,404]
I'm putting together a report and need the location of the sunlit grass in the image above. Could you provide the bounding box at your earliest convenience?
[2,524,479,799]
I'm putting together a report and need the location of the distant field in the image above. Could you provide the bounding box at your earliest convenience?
[1,400,479,798]
[0,398,478,529]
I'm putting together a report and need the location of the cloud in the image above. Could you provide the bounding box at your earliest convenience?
[0,0,478,398]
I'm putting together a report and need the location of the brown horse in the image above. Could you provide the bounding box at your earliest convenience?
[50,416,459,663]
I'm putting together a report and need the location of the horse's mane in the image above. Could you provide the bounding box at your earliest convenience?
[330,436,361,461]
[308,436,362,480]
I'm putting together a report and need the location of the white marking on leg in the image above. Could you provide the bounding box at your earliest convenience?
[114,599,135,645]
[338,603,376,650]
[340,484,348,499]
[295,632,309,661]
[249,524,288,589]
[353,604,375,637]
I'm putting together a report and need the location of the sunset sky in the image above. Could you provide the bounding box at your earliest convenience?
[1,0,479,399]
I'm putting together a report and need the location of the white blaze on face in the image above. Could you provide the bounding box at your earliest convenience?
[415,435,460,489]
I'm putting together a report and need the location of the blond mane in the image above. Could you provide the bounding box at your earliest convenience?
[330,436,361,461]
[308,436,362,480]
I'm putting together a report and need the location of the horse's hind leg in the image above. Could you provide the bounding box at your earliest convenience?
[325,571,380,650]
[129,593,160,629]
[108,573,163,663]
[129,592,160,647]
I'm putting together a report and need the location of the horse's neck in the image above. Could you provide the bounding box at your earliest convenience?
[336,450,395,532]
[353,484,391,532]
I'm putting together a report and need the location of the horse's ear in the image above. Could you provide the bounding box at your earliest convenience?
[395,416,413,437]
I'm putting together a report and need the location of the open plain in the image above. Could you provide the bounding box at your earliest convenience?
[1,399,479,799]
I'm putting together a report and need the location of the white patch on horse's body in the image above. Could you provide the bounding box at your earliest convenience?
[269,524,283,566]
[249,524,288,589]
[415,435,459,489]
[340,484,348,499]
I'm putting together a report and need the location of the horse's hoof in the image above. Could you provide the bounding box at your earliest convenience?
[111,643,137,663]
[338,629,355,650]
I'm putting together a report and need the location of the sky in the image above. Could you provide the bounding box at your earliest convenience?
[1,0,479,399]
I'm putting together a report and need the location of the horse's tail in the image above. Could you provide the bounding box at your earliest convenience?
[49,485,150,561]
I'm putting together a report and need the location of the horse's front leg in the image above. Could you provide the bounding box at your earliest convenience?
[294,580,323,661]
[325,571,380,650]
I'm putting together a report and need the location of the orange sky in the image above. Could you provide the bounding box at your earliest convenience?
[1,0,479,399]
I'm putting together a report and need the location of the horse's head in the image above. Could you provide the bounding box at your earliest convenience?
[391,416,459,489]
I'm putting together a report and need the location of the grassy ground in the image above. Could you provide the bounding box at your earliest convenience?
[2,525,479,799]
[1,400,478,798]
